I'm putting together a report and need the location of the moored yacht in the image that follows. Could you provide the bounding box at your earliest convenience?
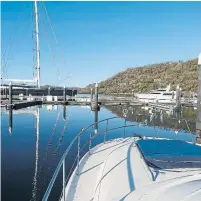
[135,84,176,103]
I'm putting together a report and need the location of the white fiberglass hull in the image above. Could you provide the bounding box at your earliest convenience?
[63,137,201,201]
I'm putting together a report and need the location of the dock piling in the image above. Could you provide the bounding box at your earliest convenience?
[175,85,181,112]
[5,87,7,99]
[48,87,51,95]
[91,83,99,111]
[90,88,93,102]
[132,90,134,99]
[9,82,13,109]
[71,89,74,100]
[63,86,66,103]
[95,82,98,108]
[196,53,201,144]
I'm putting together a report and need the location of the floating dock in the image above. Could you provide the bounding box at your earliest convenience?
[0,82,197,110]
[1,95,197,111]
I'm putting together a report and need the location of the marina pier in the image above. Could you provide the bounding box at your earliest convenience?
[0,86,198,110]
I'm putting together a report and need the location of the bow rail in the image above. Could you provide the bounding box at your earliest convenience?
[42,116,132,201]
[42,114,195,201]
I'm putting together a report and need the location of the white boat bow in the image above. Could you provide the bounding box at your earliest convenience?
[64,137,201,201]
[42,117,201,201]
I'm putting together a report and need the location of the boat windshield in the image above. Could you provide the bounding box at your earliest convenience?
[137,140,201,169]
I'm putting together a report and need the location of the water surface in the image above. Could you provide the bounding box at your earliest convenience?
[1,105,196,201]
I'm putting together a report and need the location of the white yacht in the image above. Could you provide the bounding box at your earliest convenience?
[136,85,176,103]
[42,117,201,201]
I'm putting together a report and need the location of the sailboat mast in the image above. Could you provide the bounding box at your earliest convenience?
[34,1,40,88]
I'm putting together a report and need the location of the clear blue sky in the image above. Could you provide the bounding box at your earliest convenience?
[1,1,201,87]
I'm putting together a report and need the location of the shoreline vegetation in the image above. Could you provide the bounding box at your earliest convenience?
[80,58,198,95]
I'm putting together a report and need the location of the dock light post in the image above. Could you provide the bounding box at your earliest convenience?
[196,53,201,144]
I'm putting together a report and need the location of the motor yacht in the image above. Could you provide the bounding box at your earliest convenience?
[135,85,176,103]
[42,117,201,201]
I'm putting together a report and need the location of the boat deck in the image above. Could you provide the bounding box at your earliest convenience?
[64,137,201,201]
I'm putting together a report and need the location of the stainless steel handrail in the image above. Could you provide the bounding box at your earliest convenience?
[42,114,196,201]
[42,116,123,201]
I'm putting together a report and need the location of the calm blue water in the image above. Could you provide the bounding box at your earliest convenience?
[1,105,196,201]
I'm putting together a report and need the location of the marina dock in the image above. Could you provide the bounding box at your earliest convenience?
[1,96,142,109]
[1,94,197,110]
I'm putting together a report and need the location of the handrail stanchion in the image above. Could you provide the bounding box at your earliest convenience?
[63,159,65,201]
[104,119,108,143]
[124,119,126,138]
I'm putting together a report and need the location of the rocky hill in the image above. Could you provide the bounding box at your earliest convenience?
[80,58,198,94]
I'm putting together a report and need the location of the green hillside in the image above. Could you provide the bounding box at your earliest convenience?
[80,58,198,94]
